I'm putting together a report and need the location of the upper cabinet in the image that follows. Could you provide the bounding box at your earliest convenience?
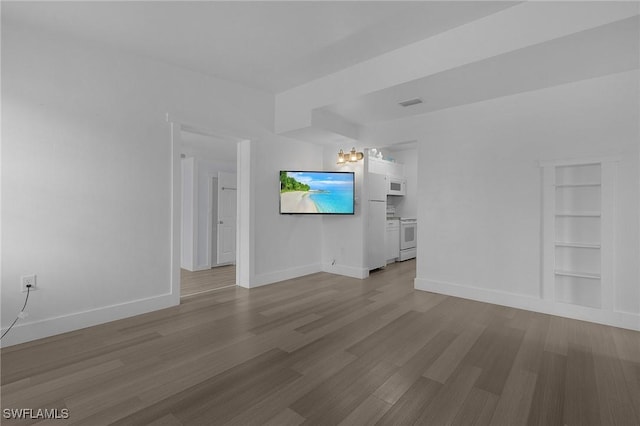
[368,155,405,178]
[366,149,408,196]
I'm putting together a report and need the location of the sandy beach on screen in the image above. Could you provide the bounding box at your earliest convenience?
[280,191,318,213]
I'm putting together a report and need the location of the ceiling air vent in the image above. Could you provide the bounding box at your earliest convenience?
[398,98,423,107]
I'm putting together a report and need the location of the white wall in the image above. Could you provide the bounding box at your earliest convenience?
[251,137,325,286]
[363,70,639,329]
[320,145,368,278]
[1,23,322,345]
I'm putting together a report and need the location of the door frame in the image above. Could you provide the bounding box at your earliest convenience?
[168,115,253,305]
[207,175,218,268]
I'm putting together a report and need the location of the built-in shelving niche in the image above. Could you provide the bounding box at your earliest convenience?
[541,158,617,311]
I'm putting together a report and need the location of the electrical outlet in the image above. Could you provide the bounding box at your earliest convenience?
[21,274,36,292]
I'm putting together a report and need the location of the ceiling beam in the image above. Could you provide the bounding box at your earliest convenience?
[275,2,639,137]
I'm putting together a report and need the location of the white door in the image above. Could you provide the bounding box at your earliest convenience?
[217,171,237,264]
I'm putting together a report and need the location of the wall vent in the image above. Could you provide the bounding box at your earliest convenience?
[398,98,423,107]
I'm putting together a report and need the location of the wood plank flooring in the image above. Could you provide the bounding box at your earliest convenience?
[180,265,236,297]
[2,259,639,425]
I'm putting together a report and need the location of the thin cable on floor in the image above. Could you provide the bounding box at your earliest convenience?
[0,286,31,340]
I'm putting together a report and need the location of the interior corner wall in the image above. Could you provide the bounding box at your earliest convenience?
[250,137,324,287]
[0,22,313,346]
[410,71,639,328]
[320,145,368,279]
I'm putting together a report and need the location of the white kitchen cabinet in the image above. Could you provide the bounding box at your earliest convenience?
[386,219,400,263]
[369,156,404,178]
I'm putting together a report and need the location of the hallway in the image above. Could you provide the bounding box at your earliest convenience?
[180,266,236,297]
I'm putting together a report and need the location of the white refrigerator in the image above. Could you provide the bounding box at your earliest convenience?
[367,173,387,270]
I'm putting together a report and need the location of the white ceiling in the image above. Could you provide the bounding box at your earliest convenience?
[4,1,637,147]
[2,1,516,93]
[322,15,640,125]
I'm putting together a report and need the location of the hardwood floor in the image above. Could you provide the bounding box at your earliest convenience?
[2,259,639,425]
[180,265,236,297]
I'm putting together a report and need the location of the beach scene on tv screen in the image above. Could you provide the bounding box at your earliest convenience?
[280,171,354,214]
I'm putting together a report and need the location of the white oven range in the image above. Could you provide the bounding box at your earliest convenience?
[399,218,417,261]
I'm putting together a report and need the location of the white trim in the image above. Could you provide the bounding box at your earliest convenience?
[601,160,616,311]
[538,155,622,167]
[251,264,323,288]
[541,164,555,300]
[540,157,623,321]
[192,159,200,269]
[170,122,183,303]
[322,263,369,279]
[179,157,197,272]
[206,174,216,270]
[237,140,254,288]
[166,113,244,143]
[0,293,175,347]
[415,277,640,331]
[167,114,250,293]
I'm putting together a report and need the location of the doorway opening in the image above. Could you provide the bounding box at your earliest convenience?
[372,142,418,278]
[178,126,239,297]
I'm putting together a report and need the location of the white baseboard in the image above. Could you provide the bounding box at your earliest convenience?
[0,293,178,348]
[322,263,369,279]
[250,263,323,288]
[415,277,640,331]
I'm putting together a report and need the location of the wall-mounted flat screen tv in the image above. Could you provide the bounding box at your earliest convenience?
[279,171,355,215]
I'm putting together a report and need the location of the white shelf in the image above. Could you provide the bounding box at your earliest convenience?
[554,242,601,249]
[555,183,601,188]
[542,159,615,311]
[555,211,601,217]
[554,270,601,280]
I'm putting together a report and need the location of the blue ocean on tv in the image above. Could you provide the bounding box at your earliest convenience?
[293,172,354,214]
[310,185,353,213]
